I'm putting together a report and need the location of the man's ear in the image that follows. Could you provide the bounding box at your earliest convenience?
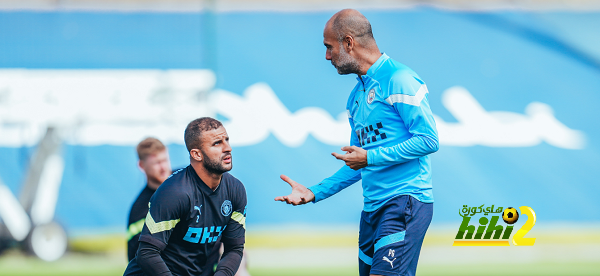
[344,35,354,51]
[190,149,202,162]
[138,160,146,174]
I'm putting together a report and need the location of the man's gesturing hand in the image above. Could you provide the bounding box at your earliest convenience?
[274,175,315,206]
[332,146,368,170]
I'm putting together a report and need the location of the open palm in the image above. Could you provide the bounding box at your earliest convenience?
[274,175,315,206]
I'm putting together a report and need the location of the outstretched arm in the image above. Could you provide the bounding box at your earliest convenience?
[306,114,364,201]
[274,175,315,206]
[307,164,361,202]
[276,107,364,205]
[275,162,362,206]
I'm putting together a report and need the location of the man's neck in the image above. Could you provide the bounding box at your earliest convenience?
[147,180,161,191]
[357,50,382,76]
[191,162,222,191]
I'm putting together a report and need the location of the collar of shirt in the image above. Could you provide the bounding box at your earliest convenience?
[189,165,222,195]
[356,52,389,84]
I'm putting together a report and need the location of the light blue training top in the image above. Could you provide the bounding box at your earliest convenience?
[308,53,439,212]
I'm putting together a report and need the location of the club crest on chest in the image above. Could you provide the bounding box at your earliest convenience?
[367,89,376,104]
[221,200,232,216]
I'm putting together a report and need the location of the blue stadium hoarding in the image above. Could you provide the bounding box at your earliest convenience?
[0,9,599,233]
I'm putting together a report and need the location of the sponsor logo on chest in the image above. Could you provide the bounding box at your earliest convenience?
[182,200,232,244]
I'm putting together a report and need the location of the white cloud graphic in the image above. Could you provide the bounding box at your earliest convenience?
[211,84,586,149]
[0,69,214,146]
[435,86,586,149]
[210,83,349,147]
[0,69,586,149]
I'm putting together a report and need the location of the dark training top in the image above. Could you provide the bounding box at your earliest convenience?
[127,185,155,261]
[124,166,247,276]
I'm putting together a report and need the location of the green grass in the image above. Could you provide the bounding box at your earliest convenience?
[68,229,600,251]
[0,251,126,276]
[1,252,599,276]
[417,262,600,276]
[248,267,358,276]
[249,263,600,276]
[2,229,598,276]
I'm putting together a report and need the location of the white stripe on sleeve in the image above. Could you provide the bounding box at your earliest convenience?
[384,84,428,107]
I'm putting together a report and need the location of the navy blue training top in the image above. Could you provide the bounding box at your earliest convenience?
[124,165,247,276]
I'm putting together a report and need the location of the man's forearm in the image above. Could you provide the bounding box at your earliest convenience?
[214,242,244,276]
[367,134,438,166]
[137,241,172,276]
[308,164,362,202]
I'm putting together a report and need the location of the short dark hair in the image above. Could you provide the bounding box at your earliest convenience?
[184,117,223,152]
[136,137,166,161]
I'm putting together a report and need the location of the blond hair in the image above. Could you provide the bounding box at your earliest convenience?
[136,137,166,161]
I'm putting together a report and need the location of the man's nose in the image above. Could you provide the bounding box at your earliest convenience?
[224,141,232,152]
[325,51,331,60]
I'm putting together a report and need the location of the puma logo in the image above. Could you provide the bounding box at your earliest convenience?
[195,205,202,223]
[383,249,396,268]
[382,256,396,268]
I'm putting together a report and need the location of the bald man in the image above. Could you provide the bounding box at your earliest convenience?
[276,9,439,276]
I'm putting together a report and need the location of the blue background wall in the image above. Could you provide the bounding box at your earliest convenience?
[0,10,599,233]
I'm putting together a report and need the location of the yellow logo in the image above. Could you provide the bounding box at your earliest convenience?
[452,205,536,246]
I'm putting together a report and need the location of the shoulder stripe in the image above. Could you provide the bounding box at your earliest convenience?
[231,211,246,229]
[346,110,352,119]
[126,218,146,241]
[166,167,185,180]
[385,84,428,107]
[145,211,180,234]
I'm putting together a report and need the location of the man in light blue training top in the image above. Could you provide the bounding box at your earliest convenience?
[275,9,439,276]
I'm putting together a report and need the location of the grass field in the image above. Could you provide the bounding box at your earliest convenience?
[1,227,598,276]
[1,252,599,276]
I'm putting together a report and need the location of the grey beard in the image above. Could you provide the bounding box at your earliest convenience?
[334,45,361,75]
